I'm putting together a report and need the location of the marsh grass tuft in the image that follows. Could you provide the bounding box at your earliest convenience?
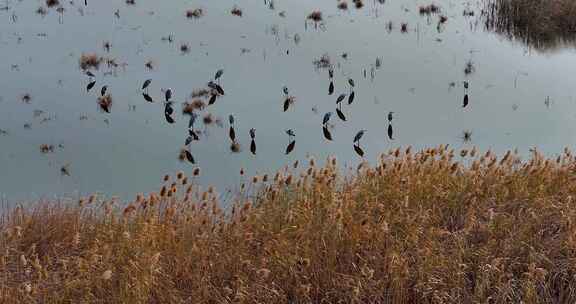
[3,147,576,302]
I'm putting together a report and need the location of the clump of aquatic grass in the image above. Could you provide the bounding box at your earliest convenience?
[231,6,242,17]
[313,53,331,69]
[36,6,47,16]
[182,99,205,114]
[419,3,439,15]
[464,59,475,76]
[179,43,190,54]
[307,10,323,23]
[483,0,576,50]
[353,0,364,9]
[186,8,203,19]
[4,146,576,302]
[144,60,154,70]
[45,0,59,8]
[97,94,112,113]
[79,53,103,70]
[400,22,408,33]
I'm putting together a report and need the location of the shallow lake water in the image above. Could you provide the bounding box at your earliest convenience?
[2,0,576,203]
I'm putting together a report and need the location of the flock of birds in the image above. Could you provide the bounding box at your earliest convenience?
[84,57,473,164]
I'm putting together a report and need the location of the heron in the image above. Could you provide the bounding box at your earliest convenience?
[86,81,96,92]
[208,81,225,95]
[387,123,393,140]
[336,93,346,104]
[353,130,366,144]
[165,88,172,102]
[142,79,152,93]
[215,69,224,81]
[249,128,256,155]
[328,81,334,95]
[322,112,332,125]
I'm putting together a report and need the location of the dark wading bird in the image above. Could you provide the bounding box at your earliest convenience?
[100,85,107,97]
[463,94,469,108]
[215,69,224,81]
[285,129,296,155]
[348,78,355,88]
[249,128,256,155]
[208,81,225,95]
[165,88,173,102]
[348,91,355,105]
[142,79,152,93]
[189,129,199,140]
[228,115,236,142]
[387,123,393,140]
[184,149,195,164]
[322,112,332,125]
[353,129,366,144]
[87,81,96,92]
[208,93,217,105]
[328,81,334,95]
[336,93,346,104]
[185,136,193,146]
[283,96,295,112]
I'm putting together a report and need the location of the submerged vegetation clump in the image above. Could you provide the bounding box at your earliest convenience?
[186,8,204,19]
[231,7,243,17]
[307,10,323,23]
[79,53,103,71]
[313,53,332,69]
[419,3,440,15]
[4,147,576,302]
[483,0,576,50]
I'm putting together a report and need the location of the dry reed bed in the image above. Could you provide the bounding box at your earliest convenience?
[483,0,576,50]
[3,145,576,303]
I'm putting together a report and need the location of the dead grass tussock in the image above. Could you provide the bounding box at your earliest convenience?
[3,147,576,302]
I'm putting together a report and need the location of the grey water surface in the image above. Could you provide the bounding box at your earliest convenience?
[1,0,576,202]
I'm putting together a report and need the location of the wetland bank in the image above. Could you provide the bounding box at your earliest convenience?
[2,0,576,302]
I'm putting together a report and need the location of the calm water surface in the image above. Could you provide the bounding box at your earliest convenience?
[2,0,576,202]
